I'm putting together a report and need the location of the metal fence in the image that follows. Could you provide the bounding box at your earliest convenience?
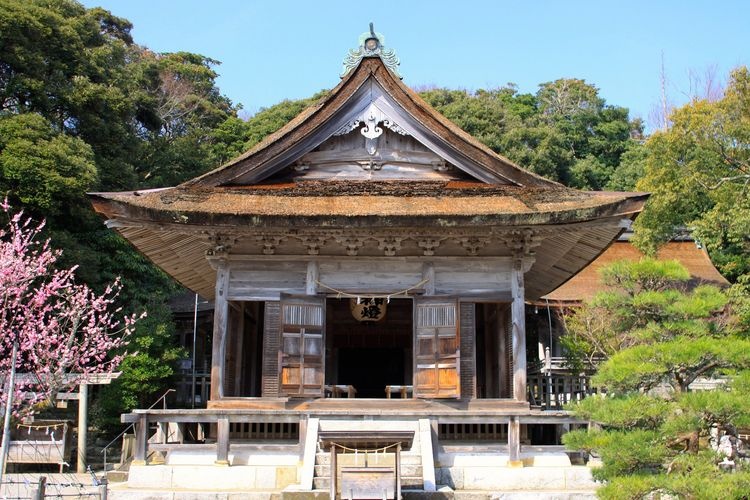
[0,473,105,500]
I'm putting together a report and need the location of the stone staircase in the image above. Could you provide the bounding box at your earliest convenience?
[312,447,425,491]
[278,417,435,498]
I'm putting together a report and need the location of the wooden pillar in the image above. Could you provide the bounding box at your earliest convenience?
[508,416,522,467]
[511,260,527,402]
[76,383,88,473]
[215,416,230,465]
[133,413,148,465]
[210,261,229,401]
[329,444,337,500]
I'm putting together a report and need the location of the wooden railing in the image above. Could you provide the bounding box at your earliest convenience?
[229,422,299,440]
[527,373,596,410]
[527,349,603,377]
[526,348,600,409]
[438,423,507,441]
[122,410,302,466]
[173,373,210,407]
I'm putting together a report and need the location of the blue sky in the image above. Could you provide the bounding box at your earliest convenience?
[80,1,749,131]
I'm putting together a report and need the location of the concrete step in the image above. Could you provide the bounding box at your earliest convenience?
[453,491,597,500]
[105,470,129,483]
[403,487,455,500]
[108,487,282,500]
[281,490,329,500]
[314,464,423,478]
[313,476,424,490]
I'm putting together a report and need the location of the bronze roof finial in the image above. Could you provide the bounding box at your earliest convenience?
[341,23,401,79]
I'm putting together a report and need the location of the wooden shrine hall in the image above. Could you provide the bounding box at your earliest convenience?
[90,26,647,496]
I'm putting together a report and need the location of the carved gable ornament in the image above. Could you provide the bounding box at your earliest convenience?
[333,102,408,155]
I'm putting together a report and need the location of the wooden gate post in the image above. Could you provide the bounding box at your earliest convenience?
[77,382,88,473]
[133,414,148,465]
[395,442,402,500]
[215,417,230,466]
[329,444,337,500]
[32,476,46,500]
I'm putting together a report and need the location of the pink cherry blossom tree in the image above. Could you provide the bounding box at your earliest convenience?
[0,199,139,430]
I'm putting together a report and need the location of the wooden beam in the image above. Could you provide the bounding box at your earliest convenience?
[210,261,230,400]
[3,372,121,386]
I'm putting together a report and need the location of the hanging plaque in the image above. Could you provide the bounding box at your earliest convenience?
[350,298,387,322]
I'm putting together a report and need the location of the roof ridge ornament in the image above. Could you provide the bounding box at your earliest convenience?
[341,23,401,79]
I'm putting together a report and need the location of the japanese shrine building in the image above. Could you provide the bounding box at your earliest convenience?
[90,28,647,496]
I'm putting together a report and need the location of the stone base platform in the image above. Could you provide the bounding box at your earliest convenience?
[109,464,598,500]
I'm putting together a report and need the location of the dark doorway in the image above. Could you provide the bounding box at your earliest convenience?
[475,302,512,398]
[338,347,405,398]
[326,297,413,398]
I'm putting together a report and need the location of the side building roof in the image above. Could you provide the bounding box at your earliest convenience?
[542,240,729,303]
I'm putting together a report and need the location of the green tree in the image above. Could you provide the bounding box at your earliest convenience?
[243,91,328,149]
[419,81,639,187]
[536,79,636,188]
[419,88,508,152]
[0,0,250,430]
[0,113,96,215]
[606,142,647,191]
[562,259,750,498]
[633,67,750,283]
[133,51,240,187]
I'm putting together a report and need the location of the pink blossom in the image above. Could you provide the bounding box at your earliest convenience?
[0,202,139,419]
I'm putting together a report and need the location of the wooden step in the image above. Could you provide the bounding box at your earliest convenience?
[314,464,423,478]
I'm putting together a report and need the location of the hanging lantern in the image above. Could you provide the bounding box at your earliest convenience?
[350,297,387,322]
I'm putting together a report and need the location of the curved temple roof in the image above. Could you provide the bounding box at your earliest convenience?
[184,56,557,188]
[89,40,648,301]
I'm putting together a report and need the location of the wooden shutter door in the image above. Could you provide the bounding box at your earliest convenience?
[279,295,325,397]
[414,299,460,398]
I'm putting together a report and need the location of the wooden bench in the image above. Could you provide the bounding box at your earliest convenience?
[384,385,413,399]
[325,384,357,398]
[341,466,395,499]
